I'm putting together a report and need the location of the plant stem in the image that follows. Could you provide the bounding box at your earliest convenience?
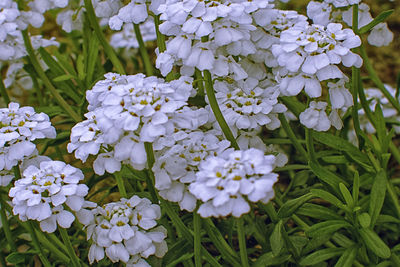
[144,142,159,203]
[114,171,127,198]
[193,212,202,267]
[203,70,239,149]
[278,113,308,160]
[0,196,16,252]
[134,24,154,76]
[386,181,400,219]
[0,78,10,105]
[21,30,81,122]
[26,221,52,267]
[59,227,81,267]
[83,0,126,75]
[305,128,317,163]
[237,217,249,267]
[153,14,166,53]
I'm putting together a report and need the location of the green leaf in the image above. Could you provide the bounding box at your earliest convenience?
[297,203,343,220]
[322,155,347,164]
[369,169,387,227]
[311,189,347,210]
[299,248,344,265]
[339,183,354,208]
[270,220,284,256]
[359,228,391,259]
[377,214,400,224]
[52,74,76,82]
[253,252,291,267]
[358,213,371,228]
[302,234,331,255]
[312,132,373,172]
[353,171,359,203]
[359,9,394,34]
[334,246,357,267]
[6,252,27,264]
[277,193,314,218]
[85,31,100,87]
[309,162,348,194]
[306,220,352,238]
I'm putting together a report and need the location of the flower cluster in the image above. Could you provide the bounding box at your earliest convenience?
[84,196,167,265]
[68,73,194,175]
[0,102,56,185]
[153,130,232,211]
[9,160,88,233]
[307,1,393,47]
[189,148,278,217]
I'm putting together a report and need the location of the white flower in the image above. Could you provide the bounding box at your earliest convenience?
[299,101,331,131]
[9,160,88,232]
[368,23,393,47]
[111,18,156,49]
[153,130,231,211]
[83,196,167,264]
[0,102,56,173]
[189,148,278,217]
[328,78,353,109]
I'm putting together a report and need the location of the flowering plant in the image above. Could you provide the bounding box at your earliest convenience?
[0,0,399,266]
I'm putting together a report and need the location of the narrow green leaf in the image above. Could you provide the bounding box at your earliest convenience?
[77,54,85,81]
[254,252,291,267]
[358,213,371,228]
[369,169,387,227]
[339,183,354,208]
[297,203,342,220]
[322,155,347,164]
[306,220,352,238]
[86,32,100,87]
[277,193,314,218]
[359,228,391,259]
[309,162,348,194]
[359,10,394,34]
[353,171,360,203]
[311,189,346,210]
[6,252,28,264]
[53,74,75,82]
[334,246,357,267]
[302,234,331,255]
[312,132,373,172]
[299,248,344,265]
[270,220,284,256]
[377,214,400,224]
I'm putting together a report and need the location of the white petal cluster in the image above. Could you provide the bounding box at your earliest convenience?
[272,23,362,78]
[213,78,286,131]
[84,196,167,265]
[153,130,231,211]
[68,73,194,174]
[189,148,278,217]
[9,160,88,233]
[0,102,56,183]
[156,0,273,76]
[308,2,394,47]
[110,18,157,50]
[299,101,343,132]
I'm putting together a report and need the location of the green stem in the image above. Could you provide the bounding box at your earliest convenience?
[59,227,81,267]
[305,128,317,163]
[203,70,239,149]
[21,30,81,122]
[386,181,400,219]
[0,78,10,105]
[144,142,159,203]
[26,221,52,267]
[237,217,249,267]
[114,172,127,198]
[359,45,400,113]
[153,14,166,53]
[134,24,154,76]
[193,212,202,267]
[278,113,308,160]
[161,200,223,267]
[0,196,16,252]
[83,0,126,75]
